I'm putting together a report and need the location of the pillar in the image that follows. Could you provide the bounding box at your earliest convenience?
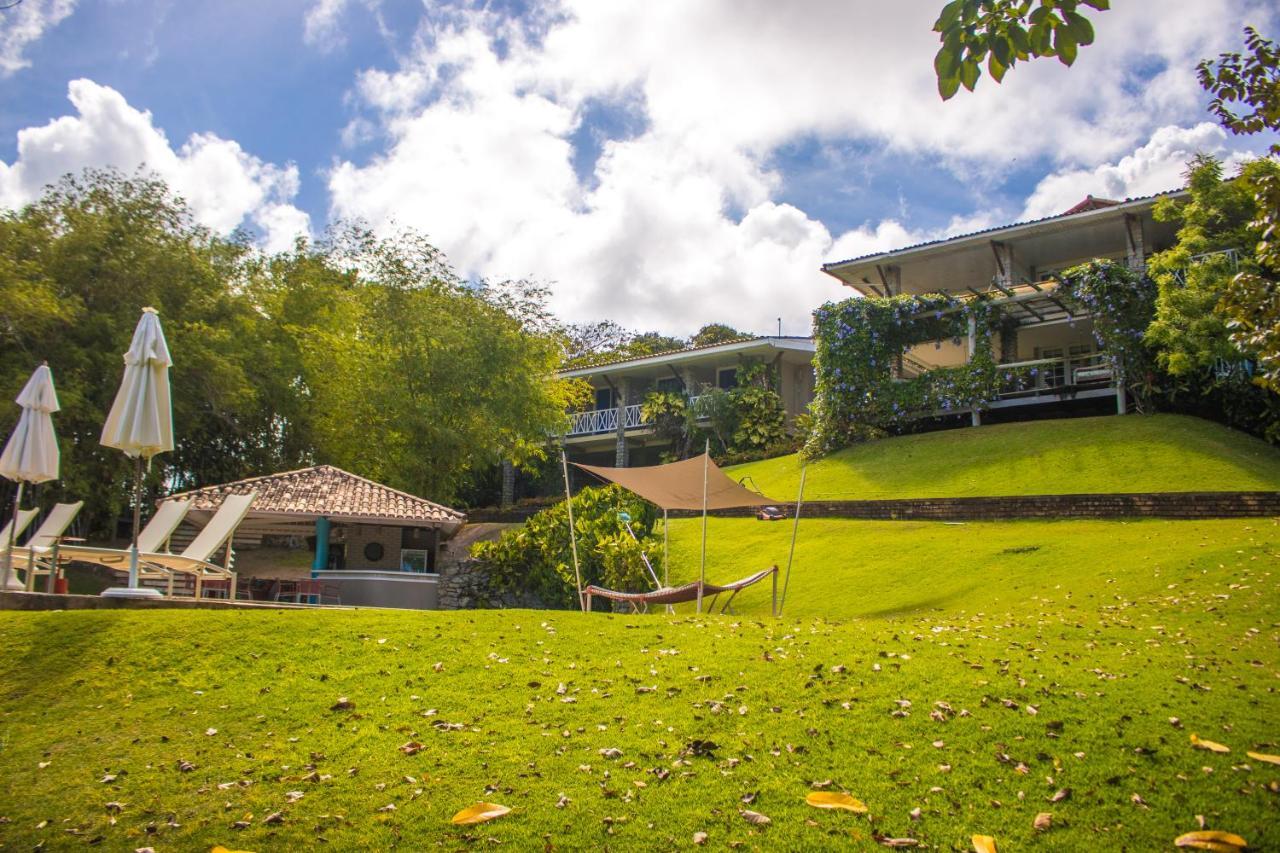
[500,460,515,509]
[312,516,330,578]
[999,319,1019,363]
[1124,214,1146,272]
[615,377,631,468]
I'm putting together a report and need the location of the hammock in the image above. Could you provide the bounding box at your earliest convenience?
[583,565,777,615]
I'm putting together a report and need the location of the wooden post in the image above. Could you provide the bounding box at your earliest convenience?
[229,571,237,602]
[561,450,585,612]
[662,509,669,587]
[697,439,710,615]
[771,565,778,618]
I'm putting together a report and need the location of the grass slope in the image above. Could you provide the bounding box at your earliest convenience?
[1,516,1277,850]
[727,415,1280,501]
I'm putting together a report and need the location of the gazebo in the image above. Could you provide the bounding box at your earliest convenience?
[168,465,466,608]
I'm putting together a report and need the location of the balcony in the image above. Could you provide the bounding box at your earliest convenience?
[564,395,709,438]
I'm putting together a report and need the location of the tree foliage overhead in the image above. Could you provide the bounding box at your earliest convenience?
[932,0,1108,99]
[0,169,579,533]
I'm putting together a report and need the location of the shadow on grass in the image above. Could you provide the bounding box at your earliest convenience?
[0,612,114,702]
[854,584,976,619]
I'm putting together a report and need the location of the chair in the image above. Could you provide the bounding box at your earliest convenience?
[44,499,192,571]
[0,508,40,589]
[3,502,85,591]
[136,492,257,599]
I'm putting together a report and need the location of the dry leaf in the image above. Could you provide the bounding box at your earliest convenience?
[330,698,355,711]
[693,831,708,845]
[1246,750,1280,765]
[1033,813,1052,832]
[805,792,868,813]
[399,741,423,756]
[875,837,919,848]
[451,803,511,825]
[1174,830,1248,851]
[262,812,283,825]
[739,809,771,825]
[1190,734,1230,753]
[1048,788,1071,803]
[211,847,255,853]
[972,835,997,853]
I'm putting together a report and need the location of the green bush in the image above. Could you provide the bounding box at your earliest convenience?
[471,485,659,608]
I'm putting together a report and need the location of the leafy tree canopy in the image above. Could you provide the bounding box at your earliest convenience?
[0,169,579,532]
[689,323,748,347]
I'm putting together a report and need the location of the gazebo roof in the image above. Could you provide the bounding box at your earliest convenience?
[169,464,466,532]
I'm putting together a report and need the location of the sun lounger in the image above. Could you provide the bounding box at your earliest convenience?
[44,498,192,573]
[1,502,84,590]
[136,492,257,597]
[0,508,41,588]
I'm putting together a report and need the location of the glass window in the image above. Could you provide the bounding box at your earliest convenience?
[594,387,614,410]
[717,368,738,390]
[401,549,431,573]
[655,376,683,394]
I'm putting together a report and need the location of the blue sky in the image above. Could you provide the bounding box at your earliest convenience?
[2,0,1276,335]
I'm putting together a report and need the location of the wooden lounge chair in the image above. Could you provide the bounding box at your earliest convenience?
[42,498,192,574]
[0,508,40,588]
[583,565,778,616]
[4,502,85,590]
[136,492,257,598]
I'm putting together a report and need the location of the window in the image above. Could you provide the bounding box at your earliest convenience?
[593,387,614,410]
[401,549,432,573]
[716,367,738,390]
[655,376,683,394]
[1038,347,1065,386]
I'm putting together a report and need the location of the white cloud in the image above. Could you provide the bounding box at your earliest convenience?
[325,1,1275,335]
[303,0,351,52]
[0,0,76,76]
[1019,123,1255,220]
[0,80,311,248]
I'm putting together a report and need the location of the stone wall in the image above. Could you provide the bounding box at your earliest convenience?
[670,491,1280,522]
[437,558,548,610]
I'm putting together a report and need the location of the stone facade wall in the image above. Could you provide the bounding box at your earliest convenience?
[669,491,1280,522]
[437,558,548,610]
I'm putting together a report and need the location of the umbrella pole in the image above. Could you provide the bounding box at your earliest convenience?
[779,464,807,617]
[2,481,23,591]
[128,456,143,589]
[663,509,669,587]
[561,450,584,612]
[697,438,709,615]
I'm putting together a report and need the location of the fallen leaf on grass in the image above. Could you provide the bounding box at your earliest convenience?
[1246,750,1280,766]
[399,741,423,756]
[1048,788,1071,803]
[1190,734,1230,754]
[972,836,997,853]
[262,812,283,825]
[451,803,511,825]
[693,831,708,845]
[875,837,918,847]
[805,792,868,813]
[330,698,355,711]
[739,809,771,826]
[1033,813,1052,832]
[211,846,255,853]
[1174,830,1248,850]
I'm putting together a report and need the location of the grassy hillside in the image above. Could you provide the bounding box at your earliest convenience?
[2,521,1276,850]
[728,415,1280,501]
[665,516,1279,620]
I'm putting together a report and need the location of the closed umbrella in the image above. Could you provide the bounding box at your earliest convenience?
[0,363,60,591]
[100,308,173,598]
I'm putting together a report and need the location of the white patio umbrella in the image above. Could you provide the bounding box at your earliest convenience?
[0,363,60,591]
[100,308,173,598]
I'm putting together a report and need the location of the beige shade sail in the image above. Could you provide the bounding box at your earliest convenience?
[573,453,775,510]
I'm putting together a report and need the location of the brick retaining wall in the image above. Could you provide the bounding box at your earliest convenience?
[667,491,1280,521]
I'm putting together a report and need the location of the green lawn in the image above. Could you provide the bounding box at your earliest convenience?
[727,414,1280,501]
[1,515,1277,850]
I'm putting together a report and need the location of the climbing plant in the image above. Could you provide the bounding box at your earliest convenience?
[806,293,1003,456]
[1057,259,1159,413]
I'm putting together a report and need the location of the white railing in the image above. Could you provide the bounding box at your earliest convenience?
[566,403,646,437]
[995,353,1111,399]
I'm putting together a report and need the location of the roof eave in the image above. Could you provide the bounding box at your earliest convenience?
[557,336,815,378]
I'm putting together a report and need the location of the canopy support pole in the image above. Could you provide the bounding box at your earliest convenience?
[561,450,585,612]
[779,464,807,617]
[2,481,23,590]
[697,439,709,615]
[662,509,669,587]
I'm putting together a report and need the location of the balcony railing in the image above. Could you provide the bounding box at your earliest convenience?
[994,353,1112,399]
[564,394,712,438]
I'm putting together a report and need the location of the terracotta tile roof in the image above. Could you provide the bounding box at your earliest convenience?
[560,335,813,372]
[169,465,465,527]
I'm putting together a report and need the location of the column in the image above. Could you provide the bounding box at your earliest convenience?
[615,377,630,468]
[500,460,515,509]
[1124,214,1146,272]
[312,516,330,579]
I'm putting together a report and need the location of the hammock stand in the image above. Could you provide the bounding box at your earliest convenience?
[583,565,777,616]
